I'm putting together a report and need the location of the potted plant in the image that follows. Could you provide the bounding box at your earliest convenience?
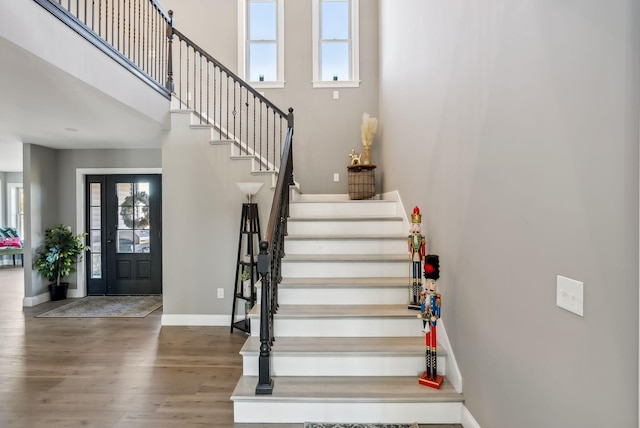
[34,224,87,301]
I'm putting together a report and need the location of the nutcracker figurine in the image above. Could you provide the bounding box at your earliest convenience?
[408,206,426,310]
[418,254,443,389]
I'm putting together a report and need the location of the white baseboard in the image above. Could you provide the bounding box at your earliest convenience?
[23,292,50,307]
[66,288,85,298]
[161,314,230,326]
[462,405,481,428]
[438,319,462,393]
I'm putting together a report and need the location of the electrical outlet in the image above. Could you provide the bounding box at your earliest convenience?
[556,275,583,316]
[333,173,340,182]
[217,288,224,299]
[333,91,339,99]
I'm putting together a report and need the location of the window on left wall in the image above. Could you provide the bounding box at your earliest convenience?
[239,0,285,88]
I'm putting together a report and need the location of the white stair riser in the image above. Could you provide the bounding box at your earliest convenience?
[285,238,407,255]
[290,201,397,217]
[288,220,403,235]
[282,261,407,277]
[242,354,445,377]
[278,287,409,305]
[250,317,423,337]
[233,401,462,424]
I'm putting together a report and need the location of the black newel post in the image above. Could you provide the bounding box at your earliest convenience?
[287,107,294,186]
[255,240,274,394]
[165,10,174,92]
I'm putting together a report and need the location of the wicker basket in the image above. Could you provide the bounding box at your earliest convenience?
[347,165,376,200]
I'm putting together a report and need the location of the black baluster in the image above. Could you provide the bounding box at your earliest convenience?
[165,10,173,92]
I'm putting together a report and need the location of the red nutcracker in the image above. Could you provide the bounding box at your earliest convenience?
[408,206,426,310]
[418,254,443,389]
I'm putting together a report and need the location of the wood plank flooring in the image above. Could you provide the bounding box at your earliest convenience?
[0,267,461,428]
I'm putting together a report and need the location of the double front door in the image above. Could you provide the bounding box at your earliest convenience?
[86,174,162,295]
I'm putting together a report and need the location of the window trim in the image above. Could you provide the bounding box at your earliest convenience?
[238,0,285,89]
[312,0,360,88]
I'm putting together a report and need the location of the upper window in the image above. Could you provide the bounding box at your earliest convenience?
[312,0,360,88]
[238,0,285,88]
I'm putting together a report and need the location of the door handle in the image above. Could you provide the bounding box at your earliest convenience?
[107,239,114,243]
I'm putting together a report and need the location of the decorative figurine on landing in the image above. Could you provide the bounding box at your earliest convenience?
[418,254,444,389]
[408,206,426,310]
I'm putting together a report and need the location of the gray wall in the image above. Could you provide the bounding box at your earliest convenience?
[159,0,379,194]
[23,144,59,298]
[378,1,638,427]
[162,114,274,317]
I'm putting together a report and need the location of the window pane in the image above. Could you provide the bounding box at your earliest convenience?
[90,230,101,253]
[322,1,349,40]
[135,206,150,229]
[91,254,102,279]
[135,182,150,201]
[249,42,277,81]
[90,207,101,229]
[249,1,276,40]
[321,42,349,81]
[117,230,134,253]
[90,183,101,206]
[117,183,133,206]
[135,230,150,253]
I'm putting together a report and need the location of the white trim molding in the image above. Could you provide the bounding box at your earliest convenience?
[462,405,482,428]
[311,0,360,88]
[161,314,230,326]
[23,291,50,307]
[438,319,462,393]
[238,0,285,87]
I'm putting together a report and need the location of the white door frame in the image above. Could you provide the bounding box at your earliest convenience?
[74,168,162,298]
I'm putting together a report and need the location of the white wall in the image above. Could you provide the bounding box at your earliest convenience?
[378,1,639,427]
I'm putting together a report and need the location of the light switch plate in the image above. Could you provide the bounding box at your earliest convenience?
[217,288,224,299]
[333,173,340,182]
[556,275,583,316]
[333,91,339,99]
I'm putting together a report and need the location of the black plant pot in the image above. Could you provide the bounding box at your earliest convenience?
[49,283,69,301]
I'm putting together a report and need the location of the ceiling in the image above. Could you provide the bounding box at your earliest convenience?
[0,36,167,172]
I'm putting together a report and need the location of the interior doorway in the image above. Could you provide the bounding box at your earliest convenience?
[85,174,162,295]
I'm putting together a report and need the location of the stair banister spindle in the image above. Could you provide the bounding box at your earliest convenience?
[165,10,173,92]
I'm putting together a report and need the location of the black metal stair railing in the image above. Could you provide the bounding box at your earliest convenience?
[169,27,289,172]
[34,0,172,97]
[256,114,294,395]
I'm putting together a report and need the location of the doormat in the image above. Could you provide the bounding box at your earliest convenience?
[304,424,418,428]
[37,295,162,318]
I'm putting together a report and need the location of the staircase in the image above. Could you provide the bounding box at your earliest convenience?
[231,194,464,425]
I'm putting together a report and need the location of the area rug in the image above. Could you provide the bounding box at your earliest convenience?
[37,295,162,318]
[304,424,418,428]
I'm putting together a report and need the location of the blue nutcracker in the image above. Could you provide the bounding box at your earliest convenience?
[418,254,443,389]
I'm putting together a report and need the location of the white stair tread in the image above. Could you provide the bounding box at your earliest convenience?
[280,277,409,288]
[240,336,446,356]
[289,216,403,221]
[286,234,406,240]
[254,304,421,319]
[231,375,463,403]
[283,254,407,262]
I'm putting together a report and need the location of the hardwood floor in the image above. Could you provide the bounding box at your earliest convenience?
[0,267,461,428]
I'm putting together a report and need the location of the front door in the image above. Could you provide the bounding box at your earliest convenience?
[86,174,162,295]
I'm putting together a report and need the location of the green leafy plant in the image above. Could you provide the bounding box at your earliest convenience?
[34,225,87,286]
[241,266,251,281]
